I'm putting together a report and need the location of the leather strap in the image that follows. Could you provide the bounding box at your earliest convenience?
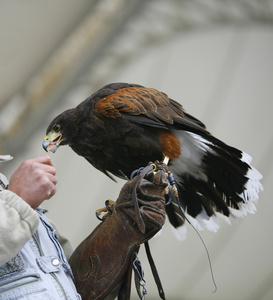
[144,241,166,300]
[131,163,167,299]
[132,165,155,234]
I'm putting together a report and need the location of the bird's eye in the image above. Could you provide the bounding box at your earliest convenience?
[53,124,61,132]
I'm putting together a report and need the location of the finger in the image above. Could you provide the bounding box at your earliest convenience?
[44,177,57,199]
[33,155,54,167]
[47,173,58,186]
[39,163,57,176]
[47,185,57,199]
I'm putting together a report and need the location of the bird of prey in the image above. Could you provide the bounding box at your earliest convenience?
[43,82,263,237]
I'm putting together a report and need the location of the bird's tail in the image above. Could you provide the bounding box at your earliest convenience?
[167,131,263,240]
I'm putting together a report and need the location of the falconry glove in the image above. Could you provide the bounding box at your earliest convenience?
[69,166,168,300]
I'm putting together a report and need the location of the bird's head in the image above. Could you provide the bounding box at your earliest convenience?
[42,109,77,153]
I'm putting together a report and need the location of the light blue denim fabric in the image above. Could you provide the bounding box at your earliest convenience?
[0,208,81,299]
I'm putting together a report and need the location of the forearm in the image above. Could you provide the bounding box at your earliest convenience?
[0,190,39,265]
[69,166,167,300]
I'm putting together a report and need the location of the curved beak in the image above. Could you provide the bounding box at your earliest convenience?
[42,132,62,153]
[42,139,50,152]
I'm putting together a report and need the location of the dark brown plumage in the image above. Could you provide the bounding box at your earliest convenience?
[43,82,263,236]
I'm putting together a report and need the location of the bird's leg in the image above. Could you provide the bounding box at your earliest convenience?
[96,200,116,221]
[162,155,169,165]
[161,155,170,196]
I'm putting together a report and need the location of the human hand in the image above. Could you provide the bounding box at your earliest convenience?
[8,155,58,209]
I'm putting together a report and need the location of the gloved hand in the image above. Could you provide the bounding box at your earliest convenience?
[69,165,168,300]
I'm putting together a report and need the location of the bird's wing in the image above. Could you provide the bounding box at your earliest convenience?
[93,83,207,134]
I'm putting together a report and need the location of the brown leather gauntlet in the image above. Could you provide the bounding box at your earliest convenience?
[69,167,168,300]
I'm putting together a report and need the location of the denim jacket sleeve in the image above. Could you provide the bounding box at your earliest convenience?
[0,190,39,266]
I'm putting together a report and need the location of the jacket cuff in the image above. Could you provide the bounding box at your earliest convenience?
[1,190,39,234]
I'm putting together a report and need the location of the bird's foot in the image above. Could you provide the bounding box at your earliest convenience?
[95,200,116,221]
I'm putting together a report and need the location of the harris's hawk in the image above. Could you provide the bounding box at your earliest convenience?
[43,82,263,237]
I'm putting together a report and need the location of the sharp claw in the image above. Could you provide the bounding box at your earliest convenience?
[105,200,113,213]
[96,200,116,221]
[96,211,105,222]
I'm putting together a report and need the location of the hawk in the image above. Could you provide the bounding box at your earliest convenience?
[43,82,263,237]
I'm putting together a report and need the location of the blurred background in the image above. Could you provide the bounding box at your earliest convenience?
[1,0,273,299]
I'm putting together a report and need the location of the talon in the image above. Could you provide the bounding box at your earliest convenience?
[95,207,108,221]
[95,200,116,221]
[96,211,106,222]
[105,199,115,213]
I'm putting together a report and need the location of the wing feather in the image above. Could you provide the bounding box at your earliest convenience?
[94,83,207,134]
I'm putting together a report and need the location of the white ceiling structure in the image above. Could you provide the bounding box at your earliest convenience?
[1,1,273,299]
